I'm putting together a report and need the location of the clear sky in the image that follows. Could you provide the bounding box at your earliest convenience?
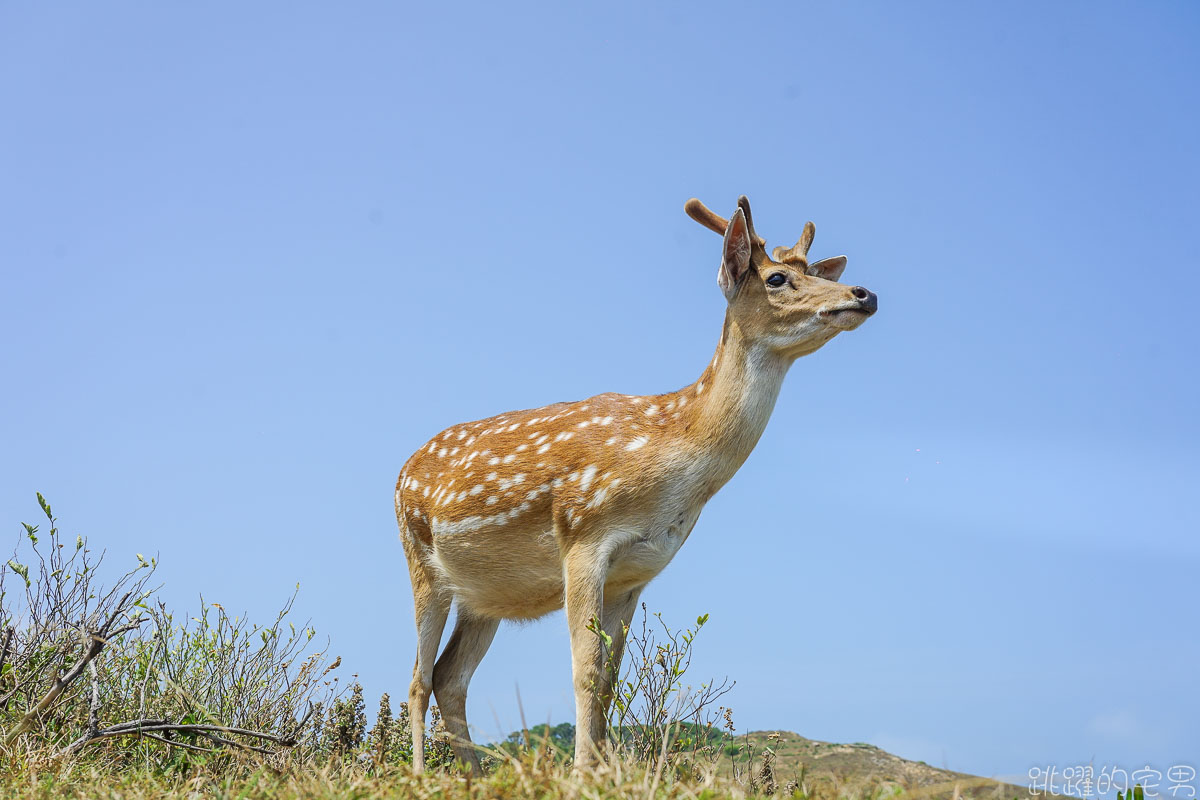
[2,1,1196,785]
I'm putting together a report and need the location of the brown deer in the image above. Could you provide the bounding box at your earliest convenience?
[395,196,877,773]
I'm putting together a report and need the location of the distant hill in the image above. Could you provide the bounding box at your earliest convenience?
[501,724,1038,799]
[728,730,1033,799]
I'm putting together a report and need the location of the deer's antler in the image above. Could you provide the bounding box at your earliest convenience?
[685,197,766,248]
[772,221,817,265]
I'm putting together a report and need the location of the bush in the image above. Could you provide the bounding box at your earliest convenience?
[0,495,338,770]
[589,604,735,776]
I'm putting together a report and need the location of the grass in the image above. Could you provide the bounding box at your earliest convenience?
[1,757,766,800]
[0,495,1031,800]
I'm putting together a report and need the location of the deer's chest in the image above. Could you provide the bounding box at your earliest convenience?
[605,499,706,589]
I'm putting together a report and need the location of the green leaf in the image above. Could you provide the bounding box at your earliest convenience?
[136,553,148,568]
[7,560,29,588]
[75,535,83,551]
[21,522,38,544]
[36,492,52,521]
[696,613,709,627]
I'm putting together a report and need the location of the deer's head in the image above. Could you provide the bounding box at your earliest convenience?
[686,196,877,359]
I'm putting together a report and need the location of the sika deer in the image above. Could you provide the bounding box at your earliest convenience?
[395,196,877,772]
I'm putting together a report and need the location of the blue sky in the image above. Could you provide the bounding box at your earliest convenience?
[2,1,1197,784]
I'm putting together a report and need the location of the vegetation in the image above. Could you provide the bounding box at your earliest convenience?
[0,496,1038,799]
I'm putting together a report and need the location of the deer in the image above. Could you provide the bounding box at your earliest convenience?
[394,195,877,773]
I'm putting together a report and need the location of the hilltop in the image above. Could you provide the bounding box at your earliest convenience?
[729,730,1030,799]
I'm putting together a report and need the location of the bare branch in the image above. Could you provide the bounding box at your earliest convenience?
[55,717,302,758]
[2,593,142,746]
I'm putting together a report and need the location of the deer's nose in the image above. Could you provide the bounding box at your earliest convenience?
[850,286,878,314]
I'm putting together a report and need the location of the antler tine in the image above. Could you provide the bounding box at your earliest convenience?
[685,198,766,247]
[685,198,730,236]
[797,221,816,256]
[774,221,817,264]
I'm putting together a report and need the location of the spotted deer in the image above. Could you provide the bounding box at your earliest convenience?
[395,196,877,772]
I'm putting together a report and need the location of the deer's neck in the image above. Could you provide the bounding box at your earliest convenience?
[675,314,790,490]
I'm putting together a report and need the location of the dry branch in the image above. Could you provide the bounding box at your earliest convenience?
[2,593,141,746]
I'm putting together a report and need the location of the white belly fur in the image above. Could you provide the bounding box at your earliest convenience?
[427,502,705,619]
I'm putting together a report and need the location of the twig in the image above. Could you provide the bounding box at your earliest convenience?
[2,593,139,746]
[55,718,302,758]
[288,703,316,741]
[204,732,275,755]
[139,731,215,754]
[0,626,13,685]
[86,658,101,736]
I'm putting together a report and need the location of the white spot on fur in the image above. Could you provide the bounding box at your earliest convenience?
[470,484,484,495]
[625,436,649,451]
[486,472,498,481]
[586,487,609,509]
[502,454,517,464]
[486,496,498,505]
[579,465,598,491]
[696,382,705,395]
[537,444,551,454]
[488,457,501,466]
[601,416,614,425]
[644,405,659,415]
[606,437,618,446]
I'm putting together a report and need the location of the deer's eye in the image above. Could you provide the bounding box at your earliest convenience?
[765,272,787,288]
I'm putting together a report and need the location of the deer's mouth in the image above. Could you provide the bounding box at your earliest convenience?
[821,306,874,329]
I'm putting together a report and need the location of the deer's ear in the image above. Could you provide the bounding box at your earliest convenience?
[718,208,753,301]
[806,256,848,282]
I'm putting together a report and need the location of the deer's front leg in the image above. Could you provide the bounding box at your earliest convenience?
[563,545,607,770]
[598,587,643,716]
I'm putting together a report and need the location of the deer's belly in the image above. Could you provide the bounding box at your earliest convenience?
[430,522,564,620]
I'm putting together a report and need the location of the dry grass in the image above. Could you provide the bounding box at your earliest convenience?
[1,753,769,800]
[0,496,1026,800]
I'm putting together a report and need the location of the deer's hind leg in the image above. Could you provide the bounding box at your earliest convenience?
[406,553,451,773]
[432,609,499,775]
